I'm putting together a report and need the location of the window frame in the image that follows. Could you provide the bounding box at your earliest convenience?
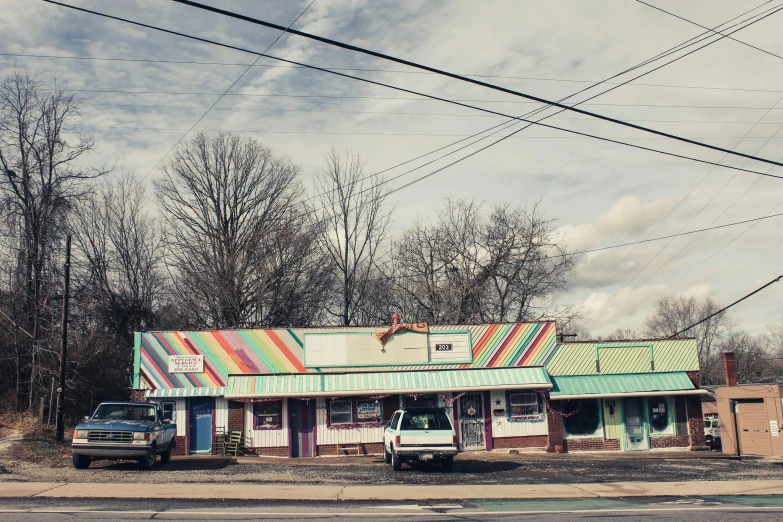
[354,398,382,425]
[253,400,283,430]
[648,396,675,436]
[561,398,604,438]
[328,399,354,427]
[160,401,176,423]
[508,391,540,419]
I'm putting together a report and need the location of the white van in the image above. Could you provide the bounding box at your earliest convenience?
[704,418,721,450]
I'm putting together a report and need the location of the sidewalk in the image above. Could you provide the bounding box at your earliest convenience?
[2,479,782,501]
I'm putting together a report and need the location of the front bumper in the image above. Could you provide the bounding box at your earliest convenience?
[71,444,151,459]
[395,446,458,458]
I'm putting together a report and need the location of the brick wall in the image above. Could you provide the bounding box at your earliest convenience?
[686,395,708,450]
[651,435,689,449]
[228,400,245,435]
[129,389,145,402]
[317,442,383,456]
[493,435,547,449]
[171,436,187,456]
[686,371,701,387]
[245,446,289,457]
[564,437,621,452]
[545,400,564,452]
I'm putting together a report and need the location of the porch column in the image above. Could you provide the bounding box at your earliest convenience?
[686,395,709,450]
[546,397,564,453]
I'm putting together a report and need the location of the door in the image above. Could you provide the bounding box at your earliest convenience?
[459,393,485,450]
[189,397,212,454]
[736,401,773,456]
[623,397,649,451]
[289,399,315,458]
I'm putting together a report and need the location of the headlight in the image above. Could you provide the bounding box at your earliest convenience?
[133,432,151,441]
[72,430,87,439]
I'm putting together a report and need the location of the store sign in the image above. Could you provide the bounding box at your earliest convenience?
[771,420,779,437]
[356,401,381,420]
[435,343,453,351]
[168,355,204,373]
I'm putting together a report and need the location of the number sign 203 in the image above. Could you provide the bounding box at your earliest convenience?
[435,343,453,351]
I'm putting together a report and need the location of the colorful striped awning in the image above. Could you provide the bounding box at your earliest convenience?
[225,367,552,398]
[144,387,225,398]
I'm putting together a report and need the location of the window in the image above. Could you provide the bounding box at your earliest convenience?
[404,394,438,408]
[161,401,176,423]
[508,392,539,418]
[562,399,602,437]
[674,395,689,436]
[93,404,156,422]
[648,397,674,434]
[389,412,400,430]
[400,411,452,431]
[253,401,282,429]
[329,400,353,425]
[355,399,381,424]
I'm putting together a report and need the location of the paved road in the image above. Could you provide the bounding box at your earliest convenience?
[0,496,782,520]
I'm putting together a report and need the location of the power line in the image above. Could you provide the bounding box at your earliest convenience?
[7,50,783,94]
[170,0,783,168]
[669,275,783,337]
[638,1,783,62]
[40,1,783,183]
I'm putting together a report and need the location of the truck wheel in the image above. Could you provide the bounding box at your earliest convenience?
[160,444,172,464]
[391,446,402,471]
[72,454,90,469]
[383,445,391,464]
[442,456,454,472]
[139,447,156,470]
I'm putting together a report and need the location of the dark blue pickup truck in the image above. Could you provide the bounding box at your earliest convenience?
[71,402,177,469]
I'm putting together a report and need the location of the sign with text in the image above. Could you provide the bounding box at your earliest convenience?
[771,420,779,437]
[434,343,453,351]
[356,401,381,420]
[168,354,204,373]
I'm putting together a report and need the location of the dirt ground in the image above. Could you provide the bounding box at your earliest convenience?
[2,428,783,485]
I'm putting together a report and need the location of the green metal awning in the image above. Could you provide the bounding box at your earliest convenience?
[144,387,225,398]
[225,367,551,398]
[549,372,706,399]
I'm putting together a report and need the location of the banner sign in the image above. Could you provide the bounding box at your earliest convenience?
[168,355,204,373]
[356,401,381,420]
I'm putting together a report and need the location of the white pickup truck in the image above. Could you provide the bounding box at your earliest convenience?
[383,407,458,472]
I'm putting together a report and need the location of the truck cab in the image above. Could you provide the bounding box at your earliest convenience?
[704,417,721,450]
[383,407,458,471]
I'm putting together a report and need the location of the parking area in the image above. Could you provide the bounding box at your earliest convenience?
[2,449,783,485]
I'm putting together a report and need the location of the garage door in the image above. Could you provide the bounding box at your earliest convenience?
[736,401,772,456]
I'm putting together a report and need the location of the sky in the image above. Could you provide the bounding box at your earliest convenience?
[1,0,782,336]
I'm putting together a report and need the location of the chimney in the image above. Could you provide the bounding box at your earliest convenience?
[391,312,401,326]
[722,351,738,387]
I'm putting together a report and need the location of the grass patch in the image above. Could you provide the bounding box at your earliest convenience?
[9,429,72,467]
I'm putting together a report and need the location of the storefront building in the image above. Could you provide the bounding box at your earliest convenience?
[543,339,708,452]
[130,322,706,456]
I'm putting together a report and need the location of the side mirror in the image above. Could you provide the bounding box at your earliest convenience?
[381,421,388,429]
[83,416,90,422]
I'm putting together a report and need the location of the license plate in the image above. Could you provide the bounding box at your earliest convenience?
[419,453,434,461]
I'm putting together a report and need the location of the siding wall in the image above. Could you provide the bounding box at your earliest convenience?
[244,401,289,448]
[215,398,228,431]
[316,397,385,445]
[603,399,622,440]
[488,389,547,438]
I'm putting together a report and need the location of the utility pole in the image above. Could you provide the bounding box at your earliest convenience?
[55,235,71,442]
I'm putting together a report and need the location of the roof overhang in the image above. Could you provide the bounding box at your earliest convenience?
[550,389,708,400]
[225,367,552,399]
[144,387,225,398]
[548,372,701,400]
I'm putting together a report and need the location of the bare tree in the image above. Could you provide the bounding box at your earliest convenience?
[314,150,390,326]
[155,132,302,328]
[0,68,104,410]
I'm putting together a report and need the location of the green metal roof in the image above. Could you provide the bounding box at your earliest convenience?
[549,372,696,397]
[225,367,552,398]
[545,339,699,376]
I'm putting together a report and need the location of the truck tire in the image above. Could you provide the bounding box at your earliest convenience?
[391,446,402,471]
[139,447,157,470]
[383,445,391,464]
[160,443,172,464]
[442,456,454,472]
[72,454,90,469]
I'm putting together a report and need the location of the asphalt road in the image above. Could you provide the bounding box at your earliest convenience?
[0,496,782,521]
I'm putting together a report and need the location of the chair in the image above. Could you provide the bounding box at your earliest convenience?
[213,427,227,456]
[226,430,242,456]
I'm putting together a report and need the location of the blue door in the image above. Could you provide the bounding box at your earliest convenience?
[189,398,213,454]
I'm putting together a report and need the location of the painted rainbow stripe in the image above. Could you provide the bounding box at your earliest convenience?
[462,322,557,368]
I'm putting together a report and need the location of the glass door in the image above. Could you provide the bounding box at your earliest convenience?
[459,393,485,450]
[623,397,649,451]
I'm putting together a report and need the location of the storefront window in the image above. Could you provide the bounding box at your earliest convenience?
[562,399,602,437]
[648,397,674,434]
[508,392,539,418]
[253,400,282,429]
[355,399,381,424]
[404,394,438,408]
[329,399,353,425]
[161,401,176,423]
[674,396,689,436]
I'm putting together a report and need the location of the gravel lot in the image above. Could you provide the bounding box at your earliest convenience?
[2,440,783,485]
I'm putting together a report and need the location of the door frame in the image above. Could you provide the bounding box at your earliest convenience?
[288,398,316,458]
[188,397,214,455]
[621,396,650,451]
[457,392,487,451]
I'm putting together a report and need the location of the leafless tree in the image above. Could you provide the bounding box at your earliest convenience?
[0,68,105,410]
[313,149,390,326]
[155,132,304,328]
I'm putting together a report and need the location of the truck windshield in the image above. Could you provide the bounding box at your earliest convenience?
[93,404,156,422]
[400,411,452,430]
